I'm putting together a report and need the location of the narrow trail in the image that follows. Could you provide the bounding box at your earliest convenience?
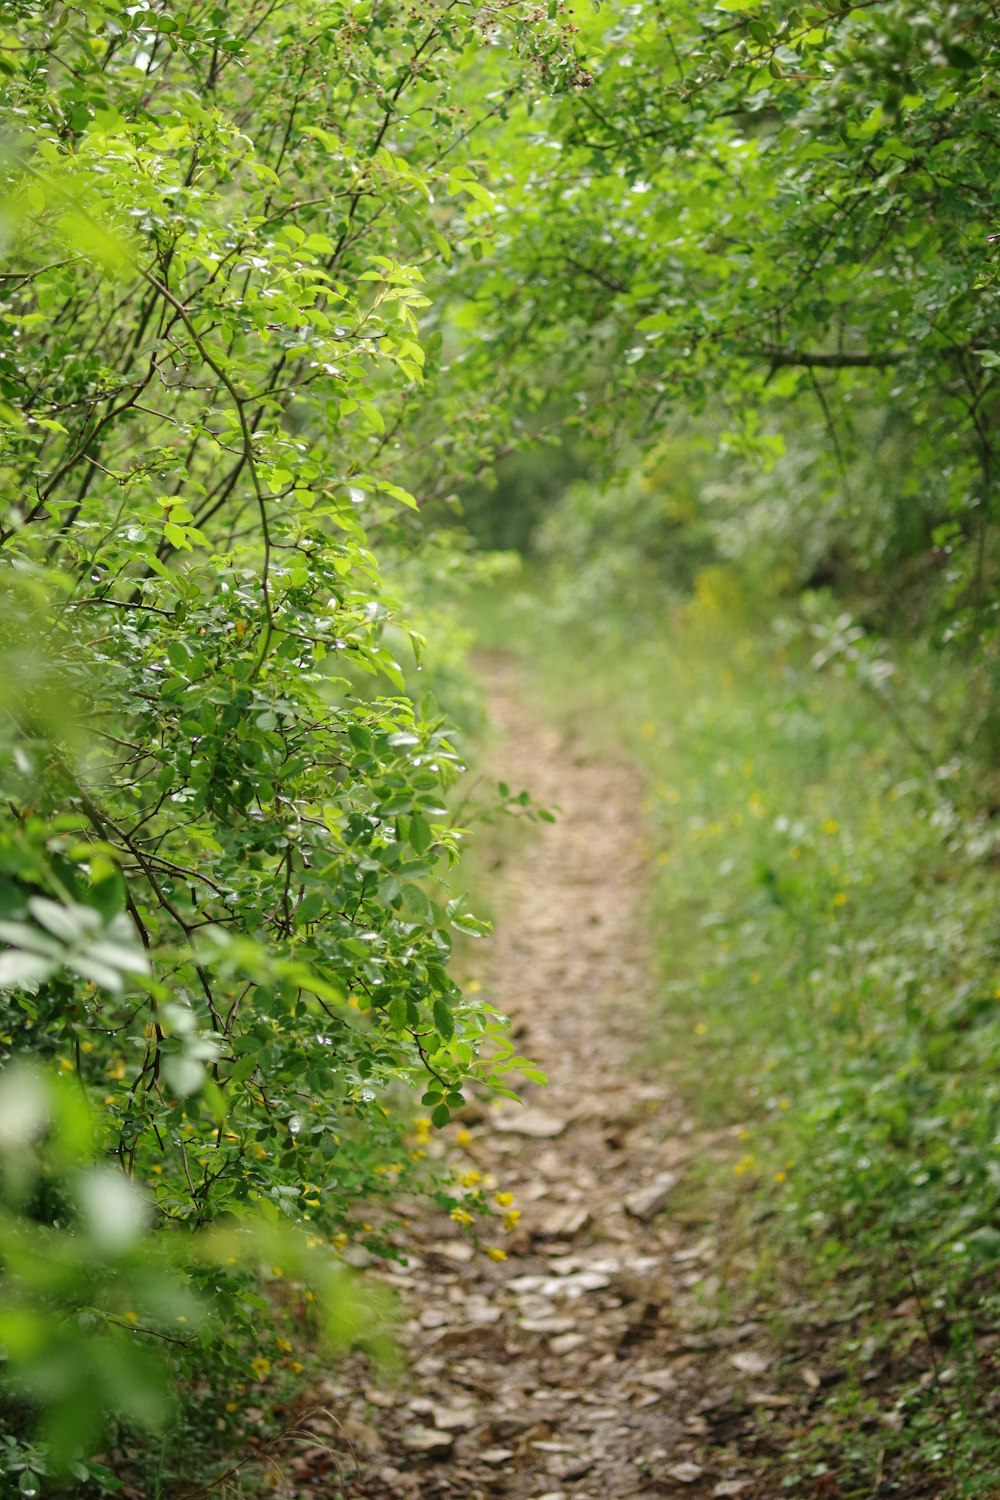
[302,662,770,1500]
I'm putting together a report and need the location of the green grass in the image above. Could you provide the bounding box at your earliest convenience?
[467,575,1000,1498]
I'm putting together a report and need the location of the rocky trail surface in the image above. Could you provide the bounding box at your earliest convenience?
[290,662,784,1500]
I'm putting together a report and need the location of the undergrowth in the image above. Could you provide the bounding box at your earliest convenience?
[468,575,1000,1498]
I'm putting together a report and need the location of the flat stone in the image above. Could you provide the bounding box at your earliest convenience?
[480,1447,515,1466]
[730,1350,770,1375]
[549,1332,588,1355]
[624,1172,678,1221]
[433,1405,477,1431]
[492,1108,568,1138]
[665,1461,704,1484]
[400,1425,454,1456]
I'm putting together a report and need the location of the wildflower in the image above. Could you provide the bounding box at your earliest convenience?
[460,1169,482,1188]
[694,1022,708,1036]
[455,1127,472,1148]
[449,1207,473,1226]
[332,1231,348,1250]
[733,1154,755,1177]
[774,1171,787,1184]
[276,1338,292,1353]
[466,979,482,994]
[290,1361,304,1374]
[81,1039,93,1053]
[486,1247,507,1262]
[225,1401,239,1413]
[832,891,848,907]
[821,818,839,835]
[250,1357,271,1379]
[494,1191,514,1208]
[502,1210,521,1232]
[778,1098,790,1110]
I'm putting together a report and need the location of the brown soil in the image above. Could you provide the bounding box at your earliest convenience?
[290,660,785,1500]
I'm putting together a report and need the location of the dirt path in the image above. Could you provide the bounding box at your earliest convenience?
[297,662,769,1500]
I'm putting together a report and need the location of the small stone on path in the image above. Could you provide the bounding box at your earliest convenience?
[492,1107,568,1138]
[624,1171,679,1220]
[400,1426,454,1456]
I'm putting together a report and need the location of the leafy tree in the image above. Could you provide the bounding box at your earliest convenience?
[455,0,1000,647]
[0,0,574,1478]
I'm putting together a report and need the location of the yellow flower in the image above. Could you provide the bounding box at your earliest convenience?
[821,818,839,835]
[250,1357,271,1379]
[486,1247,507,1262]
[466,979,482,994]
[733,1154,755,1178]
[276,1338,292,1353]
[694,1022,708,1036]
[290,1361,304,1374]
[225,1401,239,1413]
[460,1170,482,1188]
[455,1127,472,1148]
[449,1207,473,1226]
[494,1191,514,1208]
[774,1171,787,1184]
[832,891,848,907]
[502,1210,521,1232]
